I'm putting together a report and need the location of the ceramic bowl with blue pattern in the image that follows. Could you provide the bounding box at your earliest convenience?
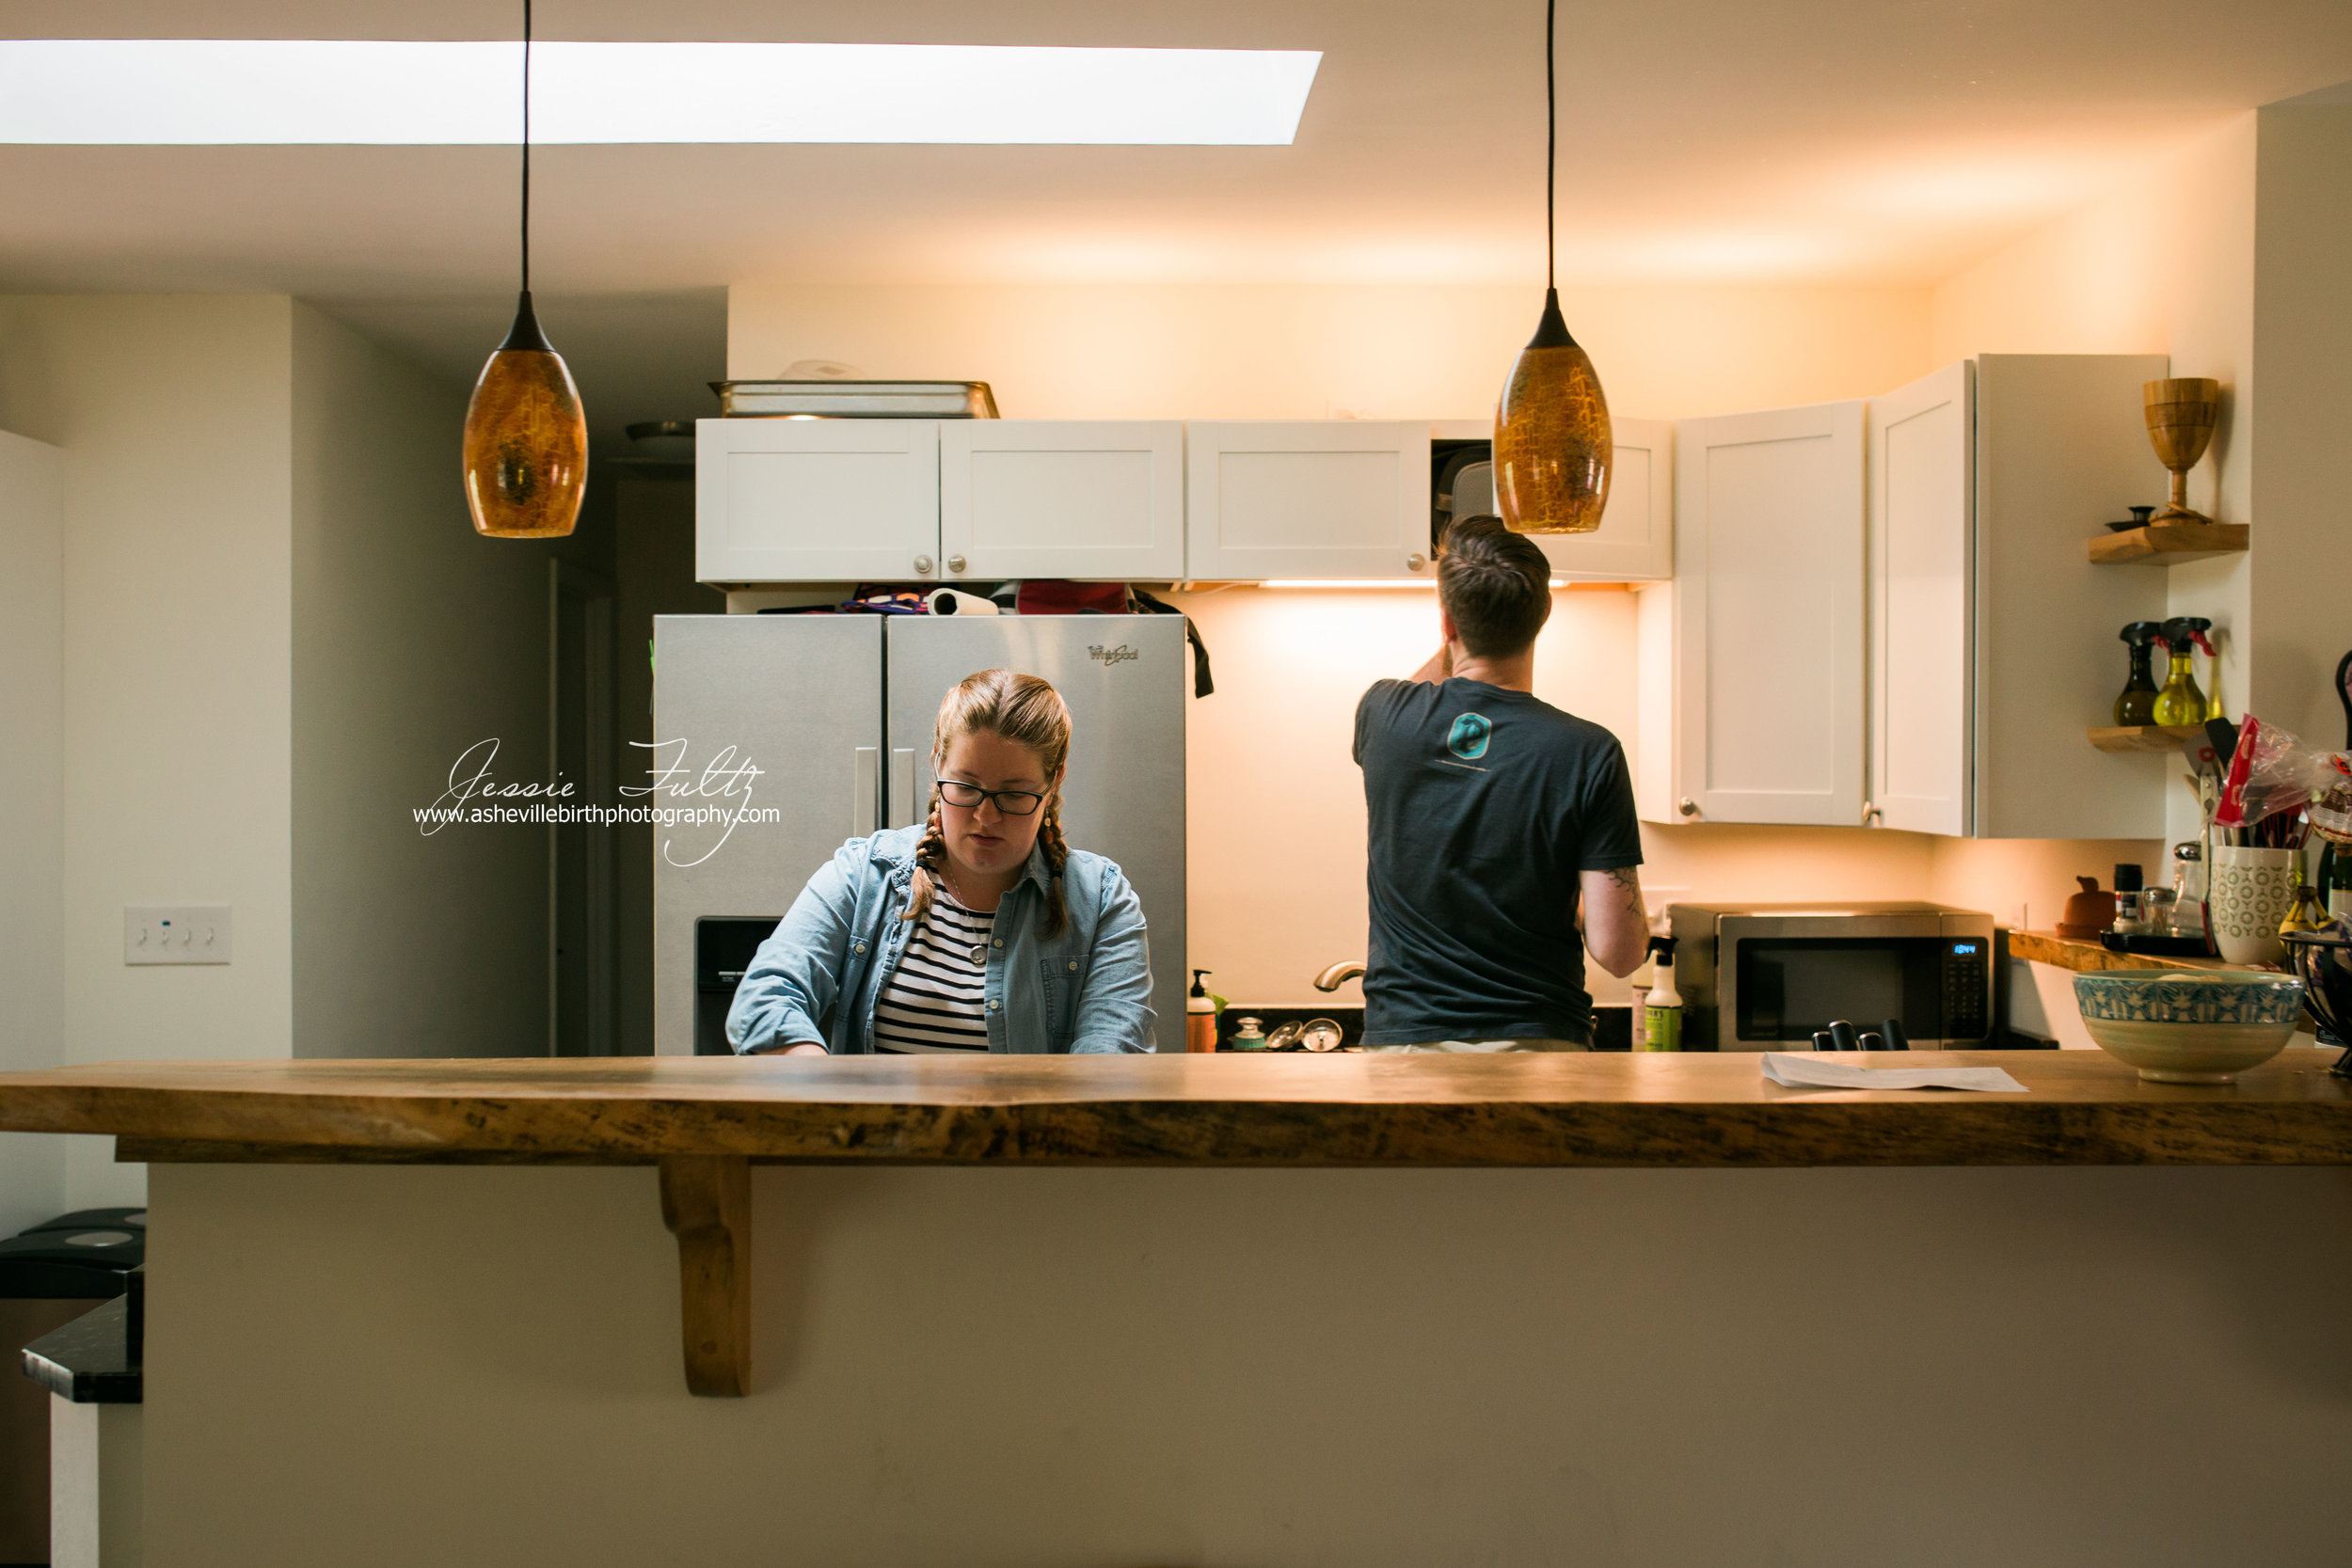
[2072,969,2306,1083]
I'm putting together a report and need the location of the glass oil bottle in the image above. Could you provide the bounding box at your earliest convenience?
[2114,622,2161,724]
[2152,617,2210,728]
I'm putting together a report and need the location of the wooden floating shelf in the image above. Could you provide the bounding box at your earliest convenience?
[2008,929,2234,974]
[2088,522,2249,565]
[2089,723,2208,753]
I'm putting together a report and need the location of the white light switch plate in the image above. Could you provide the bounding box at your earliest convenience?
[124,905,231,965]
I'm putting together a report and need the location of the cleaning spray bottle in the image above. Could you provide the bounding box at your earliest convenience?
[1186,970,1218,1053]
[1639,936,1682,1053]
[1628,940,1658,1051]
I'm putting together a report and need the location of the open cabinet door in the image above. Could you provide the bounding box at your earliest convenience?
[1868,361,1974,837]
[1671,401,1865,826]
[0,429,64,1098]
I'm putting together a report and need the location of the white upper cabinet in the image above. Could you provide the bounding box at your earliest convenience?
[1868,362,1975,837]
[1669,401,1867,827]
[1184,421,1434,580]
[697,418,942,584]
[1430,418,1674,580]
[940,420,1184,580]
[1545,417,1673,581]
[1869,356,2170,840]
[1640,356,2170,838]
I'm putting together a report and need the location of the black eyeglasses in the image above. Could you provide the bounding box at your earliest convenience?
[936,779,1046,816]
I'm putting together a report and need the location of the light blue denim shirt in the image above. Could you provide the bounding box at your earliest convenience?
[725,825,1156,1054]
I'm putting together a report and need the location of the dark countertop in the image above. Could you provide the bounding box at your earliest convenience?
[0,1052,2348,1168]
[22,1279,142,1404]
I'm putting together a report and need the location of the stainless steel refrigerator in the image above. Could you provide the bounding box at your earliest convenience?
[652,613,1186,1053]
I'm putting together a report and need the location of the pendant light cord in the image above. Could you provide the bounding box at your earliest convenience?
[520,0,532,296]
[1545,0,1555,293]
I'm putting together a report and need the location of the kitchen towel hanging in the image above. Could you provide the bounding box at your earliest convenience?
[1130,588,1215,699]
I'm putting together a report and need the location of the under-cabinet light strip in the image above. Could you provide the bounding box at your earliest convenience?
[1254,578,1584,589]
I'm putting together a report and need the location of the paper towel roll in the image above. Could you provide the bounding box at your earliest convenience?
[925,588,999,616]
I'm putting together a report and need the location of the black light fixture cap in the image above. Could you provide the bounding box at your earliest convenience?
[499,290,555,353]
[1525,287,1578,350]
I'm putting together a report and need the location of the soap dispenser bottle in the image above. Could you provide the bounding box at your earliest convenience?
[1639,936,1683,1053]
[2115,622,2162,724]
[1186,970,1218,1054]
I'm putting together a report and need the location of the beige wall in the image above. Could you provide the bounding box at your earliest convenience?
[145,1157,2352,1566]
[0,429,66,1232]
[0,295,298,1206]
[728,280,1934,424]
[1930,117,2259,530]
[288,306,551,1059]
[0,296,588,1212]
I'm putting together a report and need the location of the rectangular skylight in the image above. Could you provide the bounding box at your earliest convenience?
[0,40,1322,145]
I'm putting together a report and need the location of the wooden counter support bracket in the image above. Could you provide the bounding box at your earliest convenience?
[658,1155,751,1397]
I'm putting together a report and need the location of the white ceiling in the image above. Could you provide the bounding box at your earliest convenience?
[2,0,2347,436]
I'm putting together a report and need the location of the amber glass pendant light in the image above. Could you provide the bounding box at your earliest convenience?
[1494,0,1611,534]
[463,0,586,538]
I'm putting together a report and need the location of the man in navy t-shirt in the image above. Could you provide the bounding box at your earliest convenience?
[1351,515,1650,1050]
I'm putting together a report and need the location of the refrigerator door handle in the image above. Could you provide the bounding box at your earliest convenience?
[890,749,919,829]
[853,748,878,839]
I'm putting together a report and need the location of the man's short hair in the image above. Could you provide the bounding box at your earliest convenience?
[1438,515,1551,657]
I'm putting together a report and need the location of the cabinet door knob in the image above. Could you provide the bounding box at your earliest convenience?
[914,555,934,576]
[1861,801,1883,827]
[1677,798,1699,817]
[1406,553,1427,572]
[946,554,967,575]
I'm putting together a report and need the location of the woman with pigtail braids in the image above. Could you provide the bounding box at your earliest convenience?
[727,669,1155,1057]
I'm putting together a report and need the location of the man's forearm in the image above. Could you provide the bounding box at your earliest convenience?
[1580,865,1650,978]
[1407,644,1453,685]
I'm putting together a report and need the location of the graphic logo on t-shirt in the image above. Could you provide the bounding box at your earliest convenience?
[1445,712,1492,760]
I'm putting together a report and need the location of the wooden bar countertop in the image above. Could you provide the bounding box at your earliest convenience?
[0,1052,2347,1168]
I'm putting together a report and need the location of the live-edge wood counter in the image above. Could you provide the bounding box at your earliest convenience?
[0,1051,2346,1168]
[8,1052,2348,1395]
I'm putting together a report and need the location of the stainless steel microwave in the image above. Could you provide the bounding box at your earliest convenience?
[1663,903,1995,1052]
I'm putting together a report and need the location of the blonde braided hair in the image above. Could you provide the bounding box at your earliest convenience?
[903,669,1073,937]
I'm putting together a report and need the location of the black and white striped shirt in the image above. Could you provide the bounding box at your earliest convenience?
[873,893,995,1053]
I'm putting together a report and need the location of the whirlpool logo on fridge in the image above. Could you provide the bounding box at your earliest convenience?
[1088,644,1138,665]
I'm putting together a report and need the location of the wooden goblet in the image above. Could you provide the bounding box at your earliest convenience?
[2143,377,2219,526]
